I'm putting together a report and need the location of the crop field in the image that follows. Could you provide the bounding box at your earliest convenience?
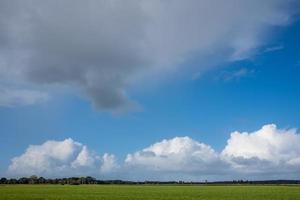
[0,185,300,200]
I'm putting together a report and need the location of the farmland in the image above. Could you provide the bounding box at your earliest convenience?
[0,185,300,200]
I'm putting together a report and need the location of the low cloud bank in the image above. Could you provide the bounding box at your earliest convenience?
[8,124,300,180]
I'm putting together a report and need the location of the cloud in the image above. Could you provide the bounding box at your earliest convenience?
[8,138,116,177]
[7,124,300,180]
[125,137,224,173]
[0,0,297,111]
[124,125,300,180]
[71,146,96,169]
[0,87,48,107]
[222,124,300,176]
[263,45,284,53]
[123,137,229,181]
[216,67,255,82]
[100,153,119,174]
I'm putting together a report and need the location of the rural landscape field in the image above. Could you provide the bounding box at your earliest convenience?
[1,1,300,200]
[1,185,300,200]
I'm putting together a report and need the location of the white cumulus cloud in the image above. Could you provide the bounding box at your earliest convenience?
[8,138,117,177]
[123,136,229,181]
[100,153,119,174]
[71,146,95,169]
[125,137,223,173]
[222,124,300,176]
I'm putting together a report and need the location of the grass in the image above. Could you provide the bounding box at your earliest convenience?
[0,184,300,200]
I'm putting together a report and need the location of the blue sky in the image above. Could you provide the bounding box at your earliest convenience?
[1,1,300,180]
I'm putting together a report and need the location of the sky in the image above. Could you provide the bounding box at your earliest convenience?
[1,0,300,181]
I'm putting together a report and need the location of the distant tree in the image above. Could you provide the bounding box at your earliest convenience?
[19,177,29,184]
[80,177,86,184]
[69,177,80,185]
[0,177,7,184]
[8,179,18,184]
[29,175,38,184]
[86,176,96,184]
[38,177,46,184]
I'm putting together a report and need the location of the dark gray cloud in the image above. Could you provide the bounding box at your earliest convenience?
[0,0,297,111]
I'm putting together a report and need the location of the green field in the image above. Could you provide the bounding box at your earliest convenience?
[1,185,300,200]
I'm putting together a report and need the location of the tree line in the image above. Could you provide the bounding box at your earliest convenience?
[1,176,300,185]
[0,176,97,185]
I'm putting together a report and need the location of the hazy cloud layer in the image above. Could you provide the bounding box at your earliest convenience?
[0,0,297,111]
[8,124,300,180]
[0,87,48,107]
[216,67,255,82]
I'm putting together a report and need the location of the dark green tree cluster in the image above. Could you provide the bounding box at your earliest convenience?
[0,176,97,185]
